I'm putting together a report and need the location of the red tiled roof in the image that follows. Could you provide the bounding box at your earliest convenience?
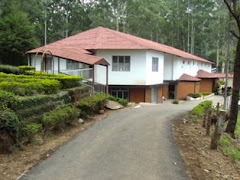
[214,73,234,78]
[178,74,201,82]
[27,46,109,66]
[27,27,213,64]
[196,70,217,79]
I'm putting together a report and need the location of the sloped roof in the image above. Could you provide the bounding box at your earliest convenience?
[27,45,109,66]
[214,73,234,78]
[197,70,217,79]
[27,27,213,64]
[178,74,201,82]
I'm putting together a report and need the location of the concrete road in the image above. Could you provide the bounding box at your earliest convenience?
[20,96,223,180]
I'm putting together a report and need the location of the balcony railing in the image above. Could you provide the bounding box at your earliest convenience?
[60,68,93,80]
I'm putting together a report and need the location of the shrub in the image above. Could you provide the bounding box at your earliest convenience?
[42,106,80,131]
[0,90,19,110]
[108,95,128,106]
[172,99,179,104]
[18,65,35,73]
[188,93,201,98]
[77,93,108,115]
[192,100,212,117]
[219,136,231,147]
[22,123,42,141]
[0,65,20,74]
[200,92,211,96]
[0,79,61,95]
[0,110,20,142]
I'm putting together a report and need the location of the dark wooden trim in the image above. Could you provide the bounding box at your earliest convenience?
[106,66,109,94]
[58,57,60,73]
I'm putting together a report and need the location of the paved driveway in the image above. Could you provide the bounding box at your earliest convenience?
[20,96,223,180]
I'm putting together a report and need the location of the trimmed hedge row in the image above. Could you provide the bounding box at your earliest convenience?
[0,72,82,90]
[108,95,128,106]
[0,65,20,74]
[77,93,108,116]
[0,80,61,96]
[42,105,80,131]
[192,100,213,117]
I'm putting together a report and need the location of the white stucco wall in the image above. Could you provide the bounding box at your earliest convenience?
[95,50,148,85]
[163,53,212,81]
[145,50,164,85]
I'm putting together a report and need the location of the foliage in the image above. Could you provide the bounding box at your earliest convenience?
[77,93,108,115]
[22,122,42,141]
[0,0,39,65]
[18,65,35,73]
[0,64,20,74]
[172,99,179,104]
[219,136,231,147]
[0,109,20,142]
[188,93,201,98]
[0,79,61,96]
[191,100,212,117]
[219,80,225,85]
[42,105,80,131]
[108,95,128,106]
[0,90,19,110]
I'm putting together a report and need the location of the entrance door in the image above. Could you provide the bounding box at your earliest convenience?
[168,85,175,99]
[151,88,158,103]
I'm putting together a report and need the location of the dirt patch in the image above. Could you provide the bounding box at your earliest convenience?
[0,109,115,180]
[173,114,240,180]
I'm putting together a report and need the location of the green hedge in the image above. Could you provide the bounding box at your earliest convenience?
[42,105,80,131]
[0,109,20,142]
[0,90,19,110]
[0,72,82,89]
[0,79,61,96]
[0,65,20,74]
[192,100,213,117]
[188,93,201,98]
[108,95,128,106]
[18,65,35,73]
[77,93,108,115]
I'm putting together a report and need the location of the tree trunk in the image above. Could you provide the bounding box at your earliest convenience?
[226,38,240,137]
[210,111,225,150]
[206,108,212,136]
[202,108,208,128]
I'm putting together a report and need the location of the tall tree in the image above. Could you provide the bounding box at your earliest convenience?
[0,0,39,65]
[224,0,240,137]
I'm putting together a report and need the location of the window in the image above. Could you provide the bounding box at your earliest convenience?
[67,60,80,70]
[111,88,129,100]
[45,56,53,71]
[188,61,190,65]
[183,61,185,64]
[152,57,159,72]
[112,56,130,71]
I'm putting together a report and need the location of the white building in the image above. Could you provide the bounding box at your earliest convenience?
[27,27,214,103]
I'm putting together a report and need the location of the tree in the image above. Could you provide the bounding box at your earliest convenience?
[223,0,240,137]
[0,0,39,65]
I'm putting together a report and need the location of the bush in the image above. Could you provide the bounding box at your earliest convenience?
[188,93,201,98]
[42,106,80,131]
[200,92,211,96]
[0,90,19,110]
[22,123,42,141]
[18,65,35,73]
[172,99,179,104]
[192,100,212,117]
[0,65,20,74]
[108,95,128,106]
[0,110,20,142]
[219,136,231,147]
[0,79,61,95]
[77,93,108,115]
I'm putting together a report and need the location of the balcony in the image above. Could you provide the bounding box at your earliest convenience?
[60,68,93,80]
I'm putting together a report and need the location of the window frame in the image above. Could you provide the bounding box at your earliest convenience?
[66,60,80,70]
[152,57,159,72]
[112,56,130,72]
[111,88,129,100]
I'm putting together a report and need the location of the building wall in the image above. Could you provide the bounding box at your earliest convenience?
[162,85,169,99]
[145,88,151,103]
[157,87,163,103]
[145,50,164,85]
[176,82,200,100]
[164,54,212,81]
[95,50,148,85]
[129,88,145,103]
[200,79,214,93]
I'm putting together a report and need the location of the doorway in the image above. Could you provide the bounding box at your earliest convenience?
[151,87,158,103]
[168,85,175,99]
